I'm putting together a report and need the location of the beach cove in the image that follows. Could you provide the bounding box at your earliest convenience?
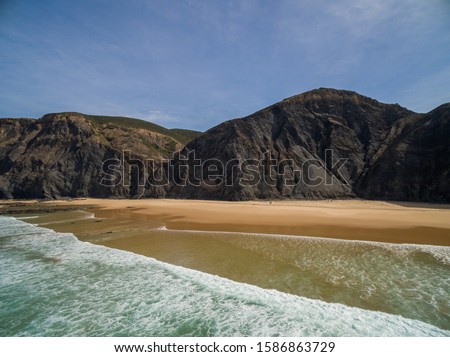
[1,199,450,335]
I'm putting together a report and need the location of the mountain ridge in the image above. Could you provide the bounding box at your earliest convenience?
[166,88,449,202]
[0,112,200,198]
[1,89,449,202]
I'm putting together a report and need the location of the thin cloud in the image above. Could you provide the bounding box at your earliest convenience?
[142,111,180,125]
[1,0,449,130]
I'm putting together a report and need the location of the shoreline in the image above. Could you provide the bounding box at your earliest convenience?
[2,199,450,334]
[2,198,450,246]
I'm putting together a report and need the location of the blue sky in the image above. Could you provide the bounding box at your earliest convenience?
[1,0,449,131]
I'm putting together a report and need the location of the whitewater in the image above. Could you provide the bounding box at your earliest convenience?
[0,216,448,336]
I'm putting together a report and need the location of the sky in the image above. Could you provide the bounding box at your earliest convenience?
[1,0,449,131]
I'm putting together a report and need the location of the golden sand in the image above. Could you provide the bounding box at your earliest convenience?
[4,198,449,328]
[42,198,450,246]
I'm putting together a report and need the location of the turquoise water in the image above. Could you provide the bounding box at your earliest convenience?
[0,216,449,336]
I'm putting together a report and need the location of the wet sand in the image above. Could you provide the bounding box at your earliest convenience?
[4,199,450,329]
[13,198,450,246]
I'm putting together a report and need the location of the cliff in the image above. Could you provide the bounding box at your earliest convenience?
[167,89,449,202]
[1,89,449,202]
[0,112,200,199]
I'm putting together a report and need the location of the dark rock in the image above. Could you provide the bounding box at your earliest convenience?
[1,89,449,202]
[167,88,448,201]
[356,103,450,202]
[0,112,197,199]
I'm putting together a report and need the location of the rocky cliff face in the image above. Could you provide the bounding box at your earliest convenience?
[1,89,449,202]
[166,88,449,202]
[355,103,450,201]
[0,113,199,199]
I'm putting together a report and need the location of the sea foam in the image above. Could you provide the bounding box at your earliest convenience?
[0,216,448,337]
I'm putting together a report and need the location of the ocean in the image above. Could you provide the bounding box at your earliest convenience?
[0,215,449,336]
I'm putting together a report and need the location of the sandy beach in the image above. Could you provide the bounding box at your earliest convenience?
[2,198,450,332]
[11,198,449,247]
